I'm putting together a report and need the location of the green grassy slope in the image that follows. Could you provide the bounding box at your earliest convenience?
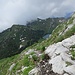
[0,17,65,59]
[0,17,72,75]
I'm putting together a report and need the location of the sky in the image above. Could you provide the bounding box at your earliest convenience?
[0,0,75,32]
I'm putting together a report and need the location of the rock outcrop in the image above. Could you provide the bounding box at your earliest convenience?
[45,35,75,75]
[29,35,75,75]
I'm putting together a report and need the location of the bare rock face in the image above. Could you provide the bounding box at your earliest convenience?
[38,60,60,75]
[29,55,60,75]
[45,35,75,75]
[28,61,60,75]
[29,35,75,75]
[28,67,41,75]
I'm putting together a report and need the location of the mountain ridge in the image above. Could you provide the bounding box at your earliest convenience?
[1,15,74,75]
[0,17,65,59]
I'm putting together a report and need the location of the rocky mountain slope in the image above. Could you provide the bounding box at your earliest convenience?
[1,14,75,75]
[0,25,44,59]
[0,18,65,59]
[45,35,75,75]
[28,13,75,75]
[26,18,65,34]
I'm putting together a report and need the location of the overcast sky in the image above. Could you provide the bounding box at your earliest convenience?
[0,0,75,32]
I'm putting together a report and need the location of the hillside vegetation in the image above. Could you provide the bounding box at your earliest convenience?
[1,15,74,75]
[0,18,65,59]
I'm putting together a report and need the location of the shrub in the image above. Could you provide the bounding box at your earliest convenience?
[66,62,72,67]
[32,55,38,61]
[70,50,75,60]
[70,45,75,48]
[41,53,45,60]
[41,46,45,52]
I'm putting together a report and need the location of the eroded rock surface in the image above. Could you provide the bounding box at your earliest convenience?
[45,35,75,75]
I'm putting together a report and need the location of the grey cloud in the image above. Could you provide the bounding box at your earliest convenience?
[0,0,75,32]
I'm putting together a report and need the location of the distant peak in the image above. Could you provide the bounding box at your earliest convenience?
[72,12,75,18]
[12,24,25,28]
[65,12,74,18]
